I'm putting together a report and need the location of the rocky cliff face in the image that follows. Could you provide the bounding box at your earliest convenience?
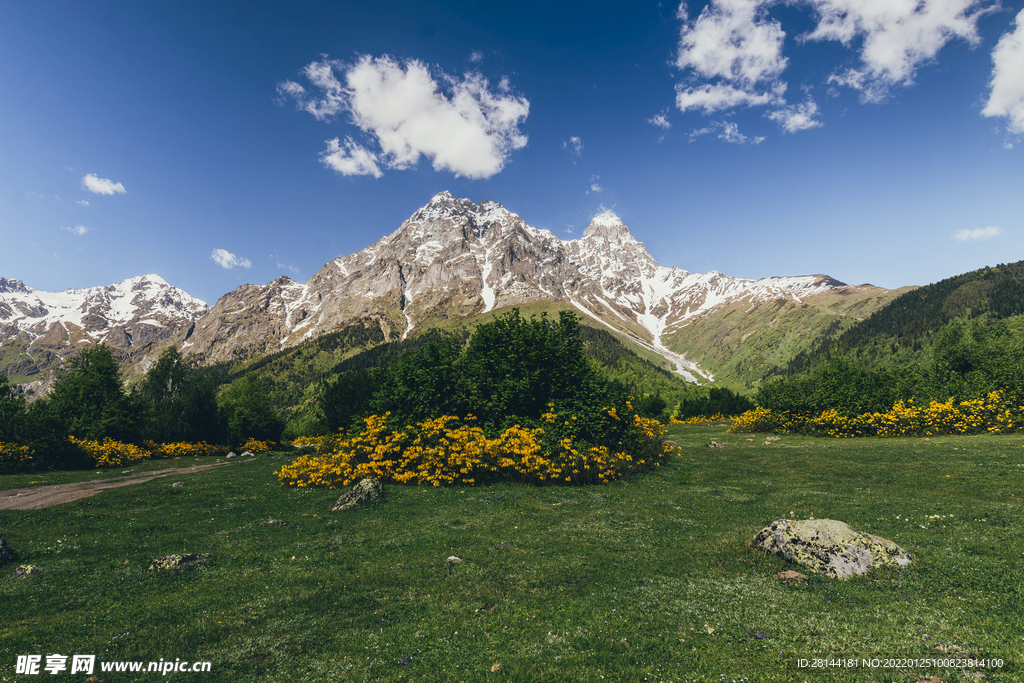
[181,191,892,382]
[0,275,207,392]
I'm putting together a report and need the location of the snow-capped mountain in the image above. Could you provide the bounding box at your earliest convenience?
[0,275,207,387]
[181,191,890,382]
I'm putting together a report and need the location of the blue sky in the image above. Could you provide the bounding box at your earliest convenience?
[2,0,1022,304]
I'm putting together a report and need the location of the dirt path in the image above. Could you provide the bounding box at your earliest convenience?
[0,461,250,510]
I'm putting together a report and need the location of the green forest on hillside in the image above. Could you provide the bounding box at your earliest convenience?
[758,261,1024,415]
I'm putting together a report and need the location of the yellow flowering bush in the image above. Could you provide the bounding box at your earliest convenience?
[289,435,331,450]
[277,405,675,489]
[669,413,733,425]
[0,442,34,471]
[240,438,275,454]
[728,390,1023,438]
[144,441,230,458]
[70,436,153,467]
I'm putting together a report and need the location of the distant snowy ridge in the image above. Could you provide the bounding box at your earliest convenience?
[0,274,207,342]
[0,274,208,389]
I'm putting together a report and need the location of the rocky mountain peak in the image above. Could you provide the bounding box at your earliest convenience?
[405,191,519,240]
[584,210,633,243]
[0,278,32,294]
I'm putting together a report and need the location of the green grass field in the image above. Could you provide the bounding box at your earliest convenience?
[2,426,1021,682]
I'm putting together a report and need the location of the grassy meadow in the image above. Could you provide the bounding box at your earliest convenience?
[1,424,1021,682]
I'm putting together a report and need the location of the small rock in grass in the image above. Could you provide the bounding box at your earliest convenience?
[763,436,781,444]
[9,564,44,578]
[170,482,185,488]
[754,519,912,579]
[707,441,725,449]
[773,570,807,584]
[447,556,462,563]
[226,452,237,458]
[260,519,290,526]
[0,536,14,565]
[241,451,254,457]
[331,478,385,512]
[147,553,209,573]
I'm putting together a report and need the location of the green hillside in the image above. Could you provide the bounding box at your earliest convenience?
[757,261,1024,415]
[783,261,1024,375]
[664,284,910,392]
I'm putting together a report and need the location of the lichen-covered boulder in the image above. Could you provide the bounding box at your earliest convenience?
[754,519,912,579]
[147,553,209,573]
[8,564,44,578]
[0,536,14,565]
[331,478,385,512]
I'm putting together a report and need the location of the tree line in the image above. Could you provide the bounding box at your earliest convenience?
[1,345,282,469]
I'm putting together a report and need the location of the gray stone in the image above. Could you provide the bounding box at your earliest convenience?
[707,441,725,448]
[0,536,14,565]
[8,564,44,578]
[170,482,185,488]
[241,451,254,457]
[331,478,385,512]
[754,519,912,579]
[260,519,290,526]
[147,553,209,573]
[763,436,781,445]
[226,452,237,458]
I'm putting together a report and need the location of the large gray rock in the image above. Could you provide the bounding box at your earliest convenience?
[0,536,14,565]
[331,478,385,512]
[147,553,209,573]
[754,519,912,579]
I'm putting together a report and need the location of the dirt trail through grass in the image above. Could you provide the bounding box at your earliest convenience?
[0,461,249,510]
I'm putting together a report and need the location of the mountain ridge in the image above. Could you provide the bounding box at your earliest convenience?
[1,191,906,391]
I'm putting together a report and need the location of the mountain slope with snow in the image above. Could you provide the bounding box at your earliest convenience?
[0,275,207,390]
[180,191,904,386]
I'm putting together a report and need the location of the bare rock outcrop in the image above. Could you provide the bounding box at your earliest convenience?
[754,519,912,579]
[331,478,385,512]
[147,553,209,573]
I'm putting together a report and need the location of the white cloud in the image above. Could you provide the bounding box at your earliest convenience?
[564,136,584,156]
[952,226,1003,242]
[587,175,605,193]
[649,111,672,130]
[82,173,126,195]
[279,55,530,179]
[211,248,251,269]
[62,225,88,236]
[676,0,788,86]
[803,0,989,103]
[75,199,89,207]
[767,97,823,132]
[469,50,484,63]
[672,0,993,134]
[675,82,781,113]
[982,8,1024,135]
[277,262,301,274]
[321,137,383,178]
[689,120,764,144]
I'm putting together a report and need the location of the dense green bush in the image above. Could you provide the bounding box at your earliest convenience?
[219,371,285,446]
[46,345,138,442]
[675,385,754,418]
[132,346,224,443]
[316,310,638,448]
